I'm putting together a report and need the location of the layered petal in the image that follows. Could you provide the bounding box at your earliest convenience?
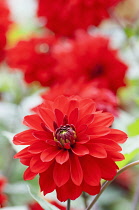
[80,156,101,186]
[30,155,52,173]
[56,150,69,164]
[92,112,114,127]
[23,115,43,130]
[23,167,37,180]
[70,154,83,186]
[87,144,107,158]
[14,147,32,159]
[87,126,110,137]
[82,181,101,195]
[40,146,61,162]
[72,143,89,156]
[13,129,37,145]
[56,179,82,202]
[53,161,70,187]
[28,141,47,154]
[37,108,55,130]
[105,129,128,143]
[39,164,56,195]
[96,158,118,180]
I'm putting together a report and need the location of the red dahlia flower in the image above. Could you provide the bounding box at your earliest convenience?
[0,0,11,63]
[37,0,123,37]
[54,33,128,93]
[7,35,59,86]
[41,80,119,116]
[13,96,127,202]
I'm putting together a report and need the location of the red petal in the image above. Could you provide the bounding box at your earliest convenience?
[72,144,89,156]
[87,126,110,137]
[13,129,37,145]
[93,139,122,151]
[70,154,83,186]
[54,96,68,113]
[105,129,128,143]
[76,124,87,134]
[23,114,43,130]
[77,133,90,143]
[40,146,61,162]
[87,144,107,158]
[82,181,100,195]
[56,179,82,202]
[79,99,96,110]
[23,167,37,180]
[39,163,56,195]
[30,155,52,173]
[32,130,53,140]
[80,156,101,186]
[93,113,114,127]
[77,114,94,126]
[53,161,70,187]
[66,99,79,115]
[96,158,118,180]
[69,108,78,125]
[56,150,69,164]
[107,151,125,161]
[38,107,54,130]
[20,158,31,166]
[79,99,96,115]
[14,147,32,159]
[28,141,47,154]
[41,100,53,110]
[55,109,64,126]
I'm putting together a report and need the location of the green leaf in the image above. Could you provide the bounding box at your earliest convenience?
[124,27,135,38]
[27,185,59,210]
[117,149,139,168]
[127,118,139,137]
[117,135,139,168]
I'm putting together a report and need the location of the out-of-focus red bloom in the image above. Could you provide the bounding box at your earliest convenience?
[28,202,44,210]
[41,80,119,116]
[28,200,78,210]
[37,0,123,37]
[0,0,11,63]
[13,95,127,201]
[6,35,59,86]
[0,176,7,207]
[29,201,66,210]
[54,33,128,93]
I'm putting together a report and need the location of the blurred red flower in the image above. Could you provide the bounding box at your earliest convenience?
[0,176,7,207]
[0,0,11,63]
[41,80,119,116]
[28,202,43,210]
[13,96,127,202]
[28,200,78,210]
[54,33,128,93]
[37,0,123,37]
[6,35,59,86]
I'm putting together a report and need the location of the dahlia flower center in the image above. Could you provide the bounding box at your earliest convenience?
[92,64,104,77]
[54,124,76,149]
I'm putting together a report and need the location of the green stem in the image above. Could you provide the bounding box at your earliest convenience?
[67,199,70,210]
[85,160,139,210]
